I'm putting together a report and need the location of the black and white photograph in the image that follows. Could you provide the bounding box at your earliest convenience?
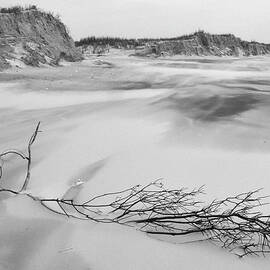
[1,0,270,269]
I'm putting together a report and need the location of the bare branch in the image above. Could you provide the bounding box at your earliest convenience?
[20,121,41,192]
[1,122,270,258]
[0,122,41,192]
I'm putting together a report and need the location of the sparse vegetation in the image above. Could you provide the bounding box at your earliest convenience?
[75,36,142,49]
[74,31,229,48]
[0,5,38,14]
[0,5,62,22]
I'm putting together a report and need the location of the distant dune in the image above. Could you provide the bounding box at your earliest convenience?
[76,31,270,58]
[134,32,270,57]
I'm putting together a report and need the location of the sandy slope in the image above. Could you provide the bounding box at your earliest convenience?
[1,52,270,269]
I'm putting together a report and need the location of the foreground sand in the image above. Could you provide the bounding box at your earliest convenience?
[1,51,270,269]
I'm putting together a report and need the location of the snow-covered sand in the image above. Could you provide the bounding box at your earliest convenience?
[1,52,270,269]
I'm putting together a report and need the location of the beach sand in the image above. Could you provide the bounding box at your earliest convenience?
[1,51,270,269]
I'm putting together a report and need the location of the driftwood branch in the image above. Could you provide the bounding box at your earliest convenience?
[0,122,41,192]
[20,121,41,192]
[1,123,270,258]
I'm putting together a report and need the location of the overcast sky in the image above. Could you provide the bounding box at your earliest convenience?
[1,0,270,42]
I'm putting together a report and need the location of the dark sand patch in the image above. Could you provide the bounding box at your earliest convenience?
[162,93,261,122]
[113,80,179,90]
[236,79,270,86]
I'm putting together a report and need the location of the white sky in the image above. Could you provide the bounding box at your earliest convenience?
[1,0,270,42]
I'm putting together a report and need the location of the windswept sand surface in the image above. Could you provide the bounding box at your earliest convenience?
[1,52,270,269]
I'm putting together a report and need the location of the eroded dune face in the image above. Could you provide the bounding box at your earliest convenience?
[1,54,270,269]
[0,10,82,70]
